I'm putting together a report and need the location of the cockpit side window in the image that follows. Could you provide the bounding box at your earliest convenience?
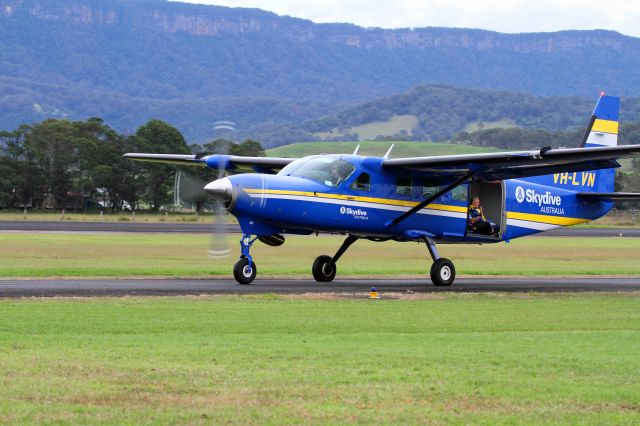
[350,172,371,192]
[279,157,355,187]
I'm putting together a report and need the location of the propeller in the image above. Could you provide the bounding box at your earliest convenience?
[174,166,230,259]
[208,154,231,259]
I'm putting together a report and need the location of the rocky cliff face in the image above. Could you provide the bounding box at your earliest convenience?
[1,0,633,52]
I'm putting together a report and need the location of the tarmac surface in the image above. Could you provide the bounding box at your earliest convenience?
[1,220,639,237]
[1,277,639,297]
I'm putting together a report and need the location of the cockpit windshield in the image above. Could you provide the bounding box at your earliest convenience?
[278,157,355,187]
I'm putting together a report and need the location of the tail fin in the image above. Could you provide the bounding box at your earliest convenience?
[571,93,620,192]
[579,94,619,148]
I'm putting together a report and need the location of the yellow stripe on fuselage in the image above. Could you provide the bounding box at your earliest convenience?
[244,188,468,212]
[591,119,618,134]
[246,188,590,226]
[506,211,587,226]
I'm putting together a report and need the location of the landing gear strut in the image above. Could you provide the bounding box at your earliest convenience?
[424,237,455,286]
[312,235,358,282]
[233,234,258,284]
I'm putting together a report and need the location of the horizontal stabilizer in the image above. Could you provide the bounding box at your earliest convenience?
[577,192,640,201]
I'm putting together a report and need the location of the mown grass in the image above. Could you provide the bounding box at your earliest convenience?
[0,293,638,424]
[1,233,639,278]
[0,210,216,223]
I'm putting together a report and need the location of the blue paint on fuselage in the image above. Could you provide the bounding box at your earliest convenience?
[223,154,614,243]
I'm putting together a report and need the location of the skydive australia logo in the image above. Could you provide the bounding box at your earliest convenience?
[515,186,564,214]
[339,206,368,220]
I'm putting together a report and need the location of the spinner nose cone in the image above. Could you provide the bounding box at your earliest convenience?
[204,177,232,202]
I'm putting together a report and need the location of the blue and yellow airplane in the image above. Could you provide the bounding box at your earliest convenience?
[126,94,640,286]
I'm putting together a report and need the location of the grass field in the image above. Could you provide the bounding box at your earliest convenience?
[1,233,640,278]
[0,293,639,424]
[462,118,518,133]
[313,114,420,140]
[0,210,216,222]
[266,140,499,158]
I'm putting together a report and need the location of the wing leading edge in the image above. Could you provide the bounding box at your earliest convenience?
[123,153,296,173]
[382,144,640,181]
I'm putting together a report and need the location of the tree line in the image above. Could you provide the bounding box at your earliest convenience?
[1,116,637,213]
[0,118,265,212]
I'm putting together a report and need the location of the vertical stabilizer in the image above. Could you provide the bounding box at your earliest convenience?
[579,94,619,148]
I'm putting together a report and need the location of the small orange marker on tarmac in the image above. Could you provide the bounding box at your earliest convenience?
[369,287,380,299]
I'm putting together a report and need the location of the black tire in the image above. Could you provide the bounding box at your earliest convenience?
[233,258,257,285]
[430,258,455,287]
[312,255,336,282]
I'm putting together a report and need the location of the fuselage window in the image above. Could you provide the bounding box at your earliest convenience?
[451,185,468,202]
[396,176,412,196]
[350,172,371,191]
[422,178,440,198]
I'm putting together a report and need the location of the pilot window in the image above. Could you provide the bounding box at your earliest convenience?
[396,176,412,196]
[350,172,371,191]
[422,178,440,198]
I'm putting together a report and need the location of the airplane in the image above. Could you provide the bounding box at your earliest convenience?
[125,94,640,286]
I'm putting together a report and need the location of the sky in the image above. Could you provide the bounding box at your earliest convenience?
[175,0,640,37]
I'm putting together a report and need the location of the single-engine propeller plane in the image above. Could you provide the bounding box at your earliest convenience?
[125,94,640,286]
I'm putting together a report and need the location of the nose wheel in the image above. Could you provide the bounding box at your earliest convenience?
[424,237,456,286]
[233,234,258,285]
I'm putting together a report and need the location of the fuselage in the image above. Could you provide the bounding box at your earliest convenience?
[214,154,613,243]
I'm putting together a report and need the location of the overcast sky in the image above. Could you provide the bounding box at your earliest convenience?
[175,0,640,37]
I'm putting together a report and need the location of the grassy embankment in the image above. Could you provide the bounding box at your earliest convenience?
[267,140,499,158]
[1,233,639,278]
[0,293,639,424]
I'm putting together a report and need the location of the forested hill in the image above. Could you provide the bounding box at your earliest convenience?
[288,85,640,144]
[4,0,640,143]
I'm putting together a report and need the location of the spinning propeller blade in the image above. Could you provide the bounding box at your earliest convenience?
[174,167,230,259]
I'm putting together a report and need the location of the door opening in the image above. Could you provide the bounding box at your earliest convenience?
[467,182,505,239]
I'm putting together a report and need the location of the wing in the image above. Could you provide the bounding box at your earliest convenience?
[123,153,296,174]
[382,145,640,181]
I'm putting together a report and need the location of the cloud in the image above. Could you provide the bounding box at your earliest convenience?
[175,0,640,37]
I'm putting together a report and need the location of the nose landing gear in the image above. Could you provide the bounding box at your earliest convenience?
[233,234,258,284]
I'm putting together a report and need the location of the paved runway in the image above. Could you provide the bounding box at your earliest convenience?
[1,220,639,237]
[1,277,639,297]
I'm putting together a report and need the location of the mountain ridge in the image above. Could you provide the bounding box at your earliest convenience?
[3,0,640,143]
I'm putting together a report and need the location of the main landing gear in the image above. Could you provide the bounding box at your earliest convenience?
[425,237,455,286]
[311,235,455,286]
[312,235,358,282]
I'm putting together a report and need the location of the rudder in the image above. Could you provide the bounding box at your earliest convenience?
[576,94,619,192]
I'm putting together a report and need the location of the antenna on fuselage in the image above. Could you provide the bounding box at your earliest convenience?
[352,144,360,155]
[383,144,395,159]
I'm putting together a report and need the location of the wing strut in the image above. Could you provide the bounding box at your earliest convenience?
[385,171,475,229]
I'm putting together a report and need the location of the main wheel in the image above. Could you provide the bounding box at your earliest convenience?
[430,258,455,287]
[312,255,336,282]
[233,258,257,285]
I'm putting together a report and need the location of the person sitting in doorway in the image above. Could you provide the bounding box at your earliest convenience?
[468,196,500,236]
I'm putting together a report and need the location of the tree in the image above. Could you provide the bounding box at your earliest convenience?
[25,120,79,209]
[135,120,191,211]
